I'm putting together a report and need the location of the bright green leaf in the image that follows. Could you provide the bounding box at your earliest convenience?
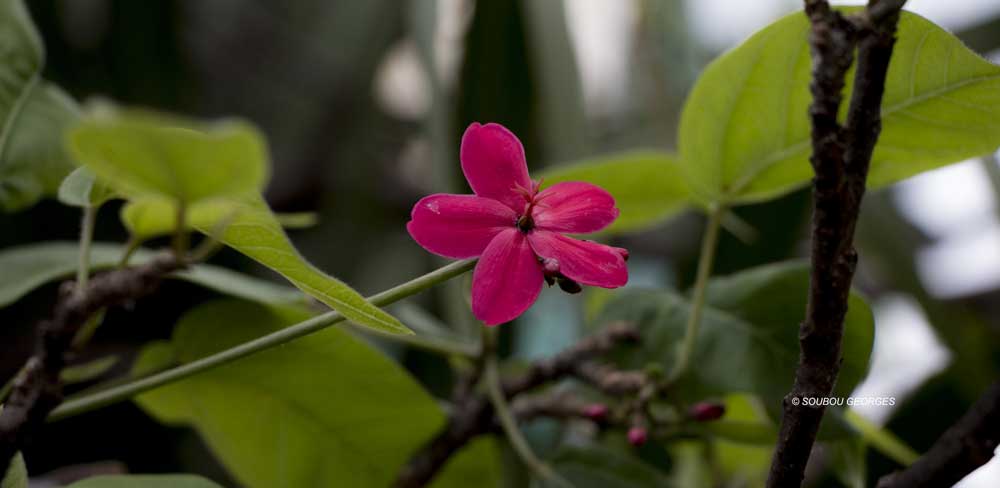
[541,445,672,488]
[133,300,443,488]
[65,475,223,488]
[61,355,120,384]
[679,9,1000,204]
[67,106,269,204]
[58,167,116,207]
[0,242,303,309]
[541,151,691,233]
[122,194,411,335]
[1,453,27,488]
[595,261,874,430]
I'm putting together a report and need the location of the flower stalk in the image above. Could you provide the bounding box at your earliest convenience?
[669,206,725,383]
[49,259,477,421]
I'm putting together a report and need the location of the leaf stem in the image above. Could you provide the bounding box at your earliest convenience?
[49,259,477,421]
[482,327,573,488]
[75,206,98,292]
[669,206,724,383]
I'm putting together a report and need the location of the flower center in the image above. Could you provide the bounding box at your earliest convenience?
[516,214,534,233]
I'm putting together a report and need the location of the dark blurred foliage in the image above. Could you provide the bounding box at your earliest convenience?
[2,0,999,485]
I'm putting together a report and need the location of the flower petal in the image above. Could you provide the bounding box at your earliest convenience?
[532,181,620,233]
[472,228,544,325]
[527,231,628,288]
[460,122,533,212]
[407,194,516,258]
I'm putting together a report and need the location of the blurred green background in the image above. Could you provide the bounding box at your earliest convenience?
[2,0,999,486]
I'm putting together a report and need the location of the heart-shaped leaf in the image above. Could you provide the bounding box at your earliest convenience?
[67,106,268,205]
[679,9,1000,204]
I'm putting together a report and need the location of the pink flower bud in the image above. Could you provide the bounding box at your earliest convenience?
[582,404,609,422]
[614,247,630,262]
[627,427,648,446]
[689,402,726,422]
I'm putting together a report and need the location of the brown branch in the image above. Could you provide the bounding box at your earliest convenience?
[393,323,645,488]
[877,381,1000,487]
[0,254,184,474]
[767,1,905,486]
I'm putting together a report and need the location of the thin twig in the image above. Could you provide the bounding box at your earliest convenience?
[0,254,185,475]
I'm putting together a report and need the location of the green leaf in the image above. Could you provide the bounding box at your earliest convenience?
[67,105,269,205]
[1,81,80,211]
[65,475,223,488]
[541,445,672,488]
[58,167,116,207]
[122,194,411,335]
[430,439,501,488]
[679,9,1000,204]
[0,0,79,212]
[541,151,691,233]
[1,453,27,488]
[595,261,874,423]
[132,300,443,488]
[0,242,303,309]
[61,355,120,384]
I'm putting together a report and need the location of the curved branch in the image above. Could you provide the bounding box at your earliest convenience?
[877,381,1000,488]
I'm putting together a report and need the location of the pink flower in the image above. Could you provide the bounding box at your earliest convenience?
[407,122,628,325]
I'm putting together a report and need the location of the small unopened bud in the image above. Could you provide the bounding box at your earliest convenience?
[627,427,648,446]
[582,404,609,422]
[557,277,582,294]
[688,401,726,422]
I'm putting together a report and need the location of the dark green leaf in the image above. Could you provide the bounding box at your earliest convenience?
[132,300,443,487]
[541,445,672,488]
[595,261,874,426]
[430,439,501,488]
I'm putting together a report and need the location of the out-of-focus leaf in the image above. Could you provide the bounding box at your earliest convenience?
[842,408,919,466]
[0,242,303,309]
[828,437,867,488]
[131,340,175,378]
[539,445,671,488]
[274,211,318,229]
[0,0,80,211]
[65,475,223,488]
[123,194,411,335]
[0,452,26,488]
[57,167,116,207]
[60,356,120,384]
[132,300,443,488]
[541,151,690,233]
[679,9,1000,204]
[67,105,268,205]
[430,439,501,488]
[1,82,80,211]
[713,395,773,486]
[595,261,874,435]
